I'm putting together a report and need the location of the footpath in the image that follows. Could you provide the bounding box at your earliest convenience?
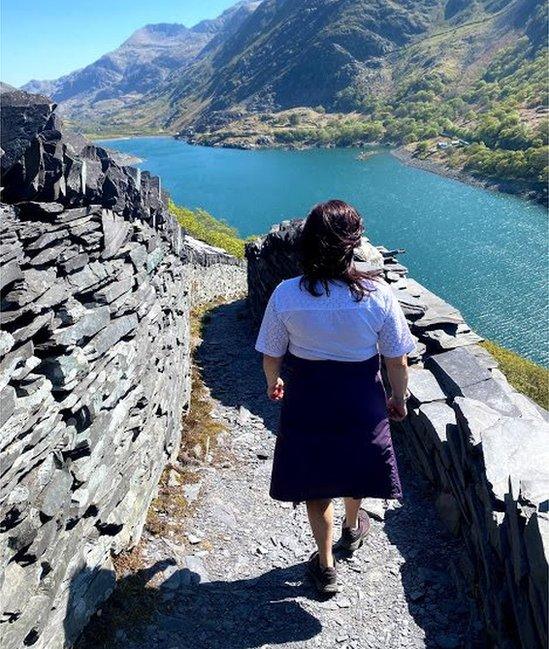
[79,299,483,649]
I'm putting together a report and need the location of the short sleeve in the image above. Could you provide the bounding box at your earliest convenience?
[255,290,289,357]
[377,289,416,358]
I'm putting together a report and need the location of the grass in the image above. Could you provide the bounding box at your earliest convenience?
[144,302,228,539]
[481,340,548,410]
[169,199,245,259]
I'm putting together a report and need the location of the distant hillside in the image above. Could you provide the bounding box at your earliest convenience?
[22,1,261,135]
[21,0,547,201]
[143,0,547,127]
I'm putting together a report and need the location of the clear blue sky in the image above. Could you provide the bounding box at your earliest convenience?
[1,0,237,87]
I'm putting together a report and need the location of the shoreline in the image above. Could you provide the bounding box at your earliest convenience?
[89,133,173,143]
[92,131,547,207]
[391,147,547,207]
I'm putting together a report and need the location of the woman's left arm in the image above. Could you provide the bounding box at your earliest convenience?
[263,354,285,401]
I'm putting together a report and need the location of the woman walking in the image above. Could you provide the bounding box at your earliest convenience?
[255,200,415,594]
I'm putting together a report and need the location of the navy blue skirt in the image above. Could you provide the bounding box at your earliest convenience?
[270,353,402,502]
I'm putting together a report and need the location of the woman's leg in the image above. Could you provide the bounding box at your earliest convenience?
[306,499,334,567]
[343,497,362,528]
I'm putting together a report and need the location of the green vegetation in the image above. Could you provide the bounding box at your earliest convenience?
[481,340,549,410]
[169,200,245,259]
[274,117,384,146]
[188,32,548,200]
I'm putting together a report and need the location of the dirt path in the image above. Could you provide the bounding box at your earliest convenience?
[79,299,483,649]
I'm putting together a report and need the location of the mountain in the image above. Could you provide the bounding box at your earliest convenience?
[23,0,546,137]
[22,1,261,134]
[159,0,547,128]
[19,0,547,201]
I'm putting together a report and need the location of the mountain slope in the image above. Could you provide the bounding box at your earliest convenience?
[156,0,544,131]
[22,1,260,134]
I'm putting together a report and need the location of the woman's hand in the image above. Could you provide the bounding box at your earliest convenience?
[387,395,407,421]
[263,354,284,401]
[384,355,409,422]
[267,378,285,401]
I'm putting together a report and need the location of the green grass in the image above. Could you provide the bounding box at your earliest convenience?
[169,200,245,259]
[481,340,548,410]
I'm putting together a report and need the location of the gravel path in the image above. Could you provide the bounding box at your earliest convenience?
[79,299,483,649]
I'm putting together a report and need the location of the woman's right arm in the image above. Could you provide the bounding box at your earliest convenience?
[384,355,409,421]
[377,286,416,421]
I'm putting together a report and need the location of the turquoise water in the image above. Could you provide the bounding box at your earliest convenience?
[97,137,548,366]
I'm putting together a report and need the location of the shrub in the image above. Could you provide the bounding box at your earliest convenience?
[169,200,245,259]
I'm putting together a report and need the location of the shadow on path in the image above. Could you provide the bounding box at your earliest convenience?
[76,561,322,649]
[197,299,280,432]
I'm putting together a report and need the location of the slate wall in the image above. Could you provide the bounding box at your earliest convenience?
[246,221,549,649]
[0,88,245,648]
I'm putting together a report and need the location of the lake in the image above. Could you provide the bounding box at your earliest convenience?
[96,137,548,366]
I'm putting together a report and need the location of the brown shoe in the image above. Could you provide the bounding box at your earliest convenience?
[337,509,371,552]
[307,552,340,594]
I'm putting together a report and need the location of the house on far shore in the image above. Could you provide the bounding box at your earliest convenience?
[437,138,469,150]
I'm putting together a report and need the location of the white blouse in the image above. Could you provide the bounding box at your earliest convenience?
[255,276,415,361]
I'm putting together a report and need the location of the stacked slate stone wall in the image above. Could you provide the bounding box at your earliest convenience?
[246,221,549,649]
[0,88,245,648]
[182,236,246,307]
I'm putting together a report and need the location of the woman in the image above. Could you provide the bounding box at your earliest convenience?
[255,200,415,594]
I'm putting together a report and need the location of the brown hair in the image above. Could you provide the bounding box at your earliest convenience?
[299,199,377,301]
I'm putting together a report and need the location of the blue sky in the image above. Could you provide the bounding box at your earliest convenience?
[1,0,237,87]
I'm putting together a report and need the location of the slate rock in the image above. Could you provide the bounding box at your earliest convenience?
[424,347,491,397]
[417,401,456,463]
[480,417,549,502]
[422,328,483,351]
[40,348,89,388]
[435,492,461,535]
[54,305,110,346]
[0,330,15,357]
[17,201,65,220]
[0,385,16,427]
[407,368,446,404]
[87,313,138,355]
[461,378,521,418]
[39,469,73,518]
[0,341,34,391]
[0,88,54,174]
[393,289,427,319]
[101,209,132,259]
[0,260,23,291]
[453,397,502,448]
[94,276,133,305]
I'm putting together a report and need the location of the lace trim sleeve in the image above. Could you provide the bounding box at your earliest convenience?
[255,290,289,357]
[378,289,416,358]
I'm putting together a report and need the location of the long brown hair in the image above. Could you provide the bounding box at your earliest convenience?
[299,199,376,301]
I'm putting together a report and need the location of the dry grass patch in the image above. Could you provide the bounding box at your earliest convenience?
[144,302,227,539]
